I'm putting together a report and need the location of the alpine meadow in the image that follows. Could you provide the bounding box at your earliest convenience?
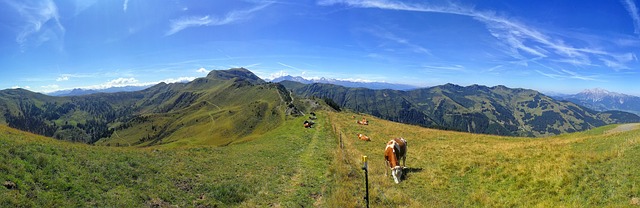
[3,0,640,207]
[1,68,640,207]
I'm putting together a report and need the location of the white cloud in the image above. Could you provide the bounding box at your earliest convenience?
[622,0,640,36]
[158,77,197,84]
[268,70,289,80]
[5,0,65,51]
[166,2,273,36]
[123,0,129,12]
[79,77,141,90]
[56,76,69,81]
[79,76,196,90]
[11,85,31,89]
[197,67,209,73]
[106,77,139,86]
[40,84,60,93]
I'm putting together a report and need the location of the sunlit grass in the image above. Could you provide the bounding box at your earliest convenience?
[0,112,335,207]
[326,111,640,207]
[2,110,639,207]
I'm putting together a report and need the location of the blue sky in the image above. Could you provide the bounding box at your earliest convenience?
[1,0,639,95]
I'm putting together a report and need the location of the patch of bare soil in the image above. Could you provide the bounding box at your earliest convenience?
[606,123,640,134]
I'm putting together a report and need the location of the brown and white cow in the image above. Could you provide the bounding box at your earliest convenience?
[357,133,371,141]
[384,138,407,184]
[357,117,369,125]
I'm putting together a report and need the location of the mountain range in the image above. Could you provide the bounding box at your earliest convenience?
[47,86,153,97]
[269,75,417,90]
[0,68,638,145]
[554,88,640,115]
[0,68,302,146]
[281,81,640,137]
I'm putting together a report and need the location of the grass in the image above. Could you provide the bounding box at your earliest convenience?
[0,113,335,207]
[1,110,640,207]
[326,111,640,207]
[96,81,289,147]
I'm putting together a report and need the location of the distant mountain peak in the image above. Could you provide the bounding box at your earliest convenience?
[577,88,627,102]
[47,85,151,96]
[558,88,640,115]
[269,75,417,90]
[207,68,265,84]
[581,88,610,95]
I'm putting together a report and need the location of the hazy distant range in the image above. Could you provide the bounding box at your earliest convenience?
[48,75,640,116]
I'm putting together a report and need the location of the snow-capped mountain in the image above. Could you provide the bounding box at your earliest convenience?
[577,88,627,102]
[269,75,417,90]
[558,88,640,115]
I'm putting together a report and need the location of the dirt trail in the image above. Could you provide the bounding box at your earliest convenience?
[606,123,640,134]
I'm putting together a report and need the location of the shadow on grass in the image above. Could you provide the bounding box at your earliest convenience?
[402,167,423,180]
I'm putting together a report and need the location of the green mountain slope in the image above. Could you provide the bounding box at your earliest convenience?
[2,111,640,207]
[0,68,295,146]
[282,81,640,136]
[326,111,640,207]
[0,113,334,207]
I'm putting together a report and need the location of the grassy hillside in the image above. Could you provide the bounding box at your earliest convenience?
[0,68,296,146]
[283,81,640,137]
[2,110,640,207]
[326,112,640,207]
[0,113,335,207]
[97,79,291,147]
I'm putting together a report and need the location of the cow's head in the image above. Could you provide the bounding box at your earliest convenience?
[391,166,403,183]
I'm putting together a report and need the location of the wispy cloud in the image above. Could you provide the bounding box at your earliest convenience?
[5,0,65,51]
[123,0,129,12]
[487,65,504,72]
[56,76,69,81]
[600,58,630,70]
[422,64,465,72]
[366,27,431,55]
[278,62,302,70]
[319,0,635,71]
[74,0,97,15]
[622,0,640,36]
[535,69,599,81]
[533,62,601,81]
[166,2,273,36]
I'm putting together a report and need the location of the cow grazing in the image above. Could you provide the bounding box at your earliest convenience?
[384,138,407,184]
[303,120,314,128]
[357,117,369,125]
[357,133,371,141]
